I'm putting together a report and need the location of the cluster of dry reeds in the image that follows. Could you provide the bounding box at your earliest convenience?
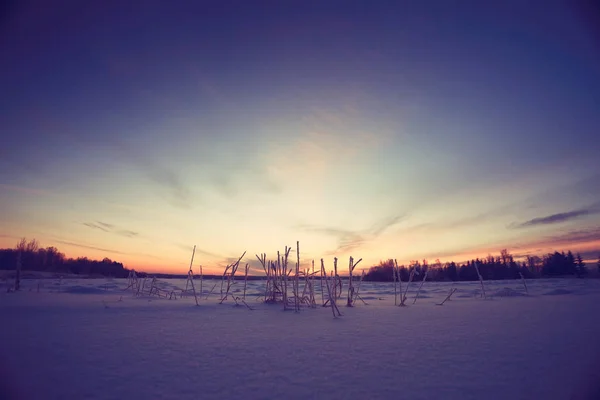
[392,259,431,306]
[125,270,181,300]
[256,242,319,312]
[218,251,253,309]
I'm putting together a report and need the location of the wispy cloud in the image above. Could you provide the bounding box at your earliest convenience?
[102,138,194,209]
[512,205,600,229]
[370,215,405,236]
[300,214,404,255]
[82,221,140,238]
[544,227,600,246]
[83,222,110,232]
[173,243,222,259]
[55,240,126,255]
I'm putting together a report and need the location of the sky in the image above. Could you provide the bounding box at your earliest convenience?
[1,1,600,274]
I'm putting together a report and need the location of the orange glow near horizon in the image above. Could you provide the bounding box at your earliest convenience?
[1,233,598,276]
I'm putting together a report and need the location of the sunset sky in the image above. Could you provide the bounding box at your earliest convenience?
[1,1,599,274]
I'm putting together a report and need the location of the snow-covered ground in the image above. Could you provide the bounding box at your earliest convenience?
[1,277,600,400]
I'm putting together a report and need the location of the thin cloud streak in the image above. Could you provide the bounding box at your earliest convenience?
[55,240,126,255]
[82,221,140,238]
[513,206,600,229]
[300,214,404,255]
[173,243,223,260]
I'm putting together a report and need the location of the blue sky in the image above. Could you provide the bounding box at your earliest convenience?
[1,1,599,273]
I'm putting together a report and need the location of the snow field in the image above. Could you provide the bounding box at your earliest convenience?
[1,278,600,400]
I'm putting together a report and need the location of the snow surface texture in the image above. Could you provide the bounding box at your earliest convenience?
[1,278,600,400]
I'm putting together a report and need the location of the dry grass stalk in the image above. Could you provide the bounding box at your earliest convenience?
[185,246,199,306]
[125,270,139,293]
[413,266,428,305]
[393,260,403,306]
[352,270,367,305]
[243,263,249,300]
[137,277,146,296]
[219,251,246,304]
[333,257,343,300]
[199,264,203,297]
[282,247,291,310]
[295,241,300,312]
[346,256,362,307]
[401,266,417,306]
[320,261,326,306]
[474,262,486,299]
[393,259,398,305]
[256,253,273,302]
[311,261,317,307]
[320,260,341,318]
[436,288,457,305]
[321,259,330,307]
[205,283,217,300]
[519,272,529,295]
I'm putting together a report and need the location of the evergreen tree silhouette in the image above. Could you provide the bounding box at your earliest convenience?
[575,253,586,277]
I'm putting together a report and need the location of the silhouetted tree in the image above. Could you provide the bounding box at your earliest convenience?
[542,251,577,276]
[446,262,458,281]
[355,249,593,281]
[526,255,542,276]
[575,253,587,277]
[364,259,395,281]
[0,238,129,278]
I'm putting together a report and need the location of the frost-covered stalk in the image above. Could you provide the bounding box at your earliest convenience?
[393,259,398,306]
[281,247,291,310]
[333,258,338,301]
[347,256,354,306]
[220,251,246,304]
[243,263,249,300]
[320,261,325,306]
[352,270,366,305]
[474,262,486,299]
[199,264,203,297]
[346,257,362,307]
[311,260,316,307]
[137,277,146,296]
[321,261,340,318]
[256,253,271,302]
[413,267,428,304]
[394,260,404,306]
[519,272,528,295]
[278,251,284,307]
[295,241,300,312]
[186,246,199,305]
[280,251,287,309]
[332,257,343,300]
[437,288,457,305]
[401,267,416,306]
[126,270,138,293]
[205,283,217,300]
[220,265,229,300]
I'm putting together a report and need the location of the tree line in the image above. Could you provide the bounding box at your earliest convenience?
[364,249,598,282]
[2,239,599,282]
[0,238,130,278]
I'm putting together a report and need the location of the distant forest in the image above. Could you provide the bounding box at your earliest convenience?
[1,239,599,281]
[0,238,130,278]
[363,249,599,282]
